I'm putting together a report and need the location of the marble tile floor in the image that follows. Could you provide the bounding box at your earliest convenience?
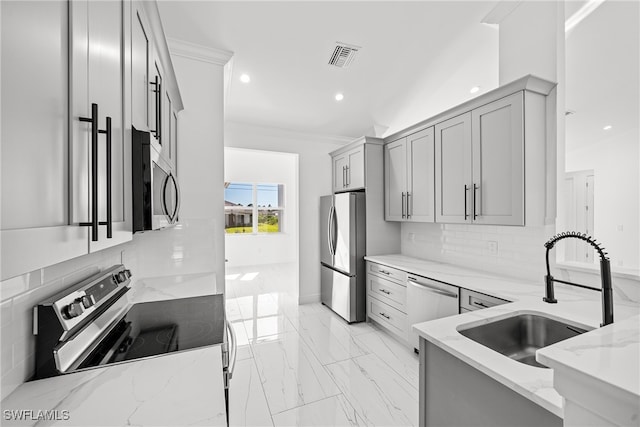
[225,263,419,427]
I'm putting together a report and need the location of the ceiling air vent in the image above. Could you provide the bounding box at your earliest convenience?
[328,42,361,68]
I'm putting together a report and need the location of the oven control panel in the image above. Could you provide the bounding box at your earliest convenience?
[40,265,132,332]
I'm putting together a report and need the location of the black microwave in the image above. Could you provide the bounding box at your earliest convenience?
[132,127,180,232]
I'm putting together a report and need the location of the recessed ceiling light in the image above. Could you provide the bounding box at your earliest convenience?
[240,74,251,83]
[603,125,612,130]
[335,93,344,101]
[470,86,481,94]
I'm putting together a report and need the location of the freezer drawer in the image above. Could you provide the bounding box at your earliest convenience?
[321,264,364,323]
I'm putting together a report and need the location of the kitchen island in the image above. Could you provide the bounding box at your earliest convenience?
[0,273,226,427]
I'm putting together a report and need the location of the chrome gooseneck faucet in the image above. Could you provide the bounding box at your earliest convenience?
[543,231,614,326]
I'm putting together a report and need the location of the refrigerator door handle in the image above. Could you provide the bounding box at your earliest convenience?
[327,206,335,255]
[331,206,338,255]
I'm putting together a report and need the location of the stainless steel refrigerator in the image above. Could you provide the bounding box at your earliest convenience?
[320,192,366,323]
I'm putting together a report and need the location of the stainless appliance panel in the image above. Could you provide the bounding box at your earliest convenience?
[407,275,459,351]
[333,192,354,275]
[321,264,358,322]
[320,195,334,267]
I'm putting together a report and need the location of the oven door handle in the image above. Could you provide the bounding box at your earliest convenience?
[225,317,237,381]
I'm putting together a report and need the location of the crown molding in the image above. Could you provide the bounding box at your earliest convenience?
[481,0,523,25]
[167,38,234,66]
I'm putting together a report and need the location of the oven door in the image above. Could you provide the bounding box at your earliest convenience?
[151,152,180,230]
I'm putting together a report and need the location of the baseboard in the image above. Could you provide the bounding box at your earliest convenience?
[298,293,321,305]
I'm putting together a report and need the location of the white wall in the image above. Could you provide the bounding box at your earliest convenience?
[166,41,230,290]
[224,148,298,267]
[566,128,640,270]
[225,122,349,303]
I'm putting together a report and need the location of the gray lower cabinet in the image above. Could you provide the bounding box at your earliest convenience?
[419,338,562,427]
[366,262,408,341]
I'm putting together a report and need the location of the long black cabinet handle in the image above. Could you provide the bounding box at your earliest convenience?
[464,185,469,220]
[98,117,113,238]
[473,183,479,220]
[150,75,161,144]
[79,103,99,242]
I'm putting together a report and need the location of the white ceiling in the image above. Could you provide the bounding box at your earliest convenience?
[565,0,639,152]
[157,1,499,139]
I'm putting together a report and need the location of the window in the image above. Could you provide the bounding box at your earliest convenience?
[225,182,284,234]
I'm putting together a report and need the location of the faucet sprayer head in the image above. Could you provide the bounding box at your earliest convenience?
[544,231,609,261]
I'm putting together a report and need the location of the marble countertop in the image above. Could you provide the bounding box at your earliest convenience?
[1,272,226,427]
[365,254,640,418]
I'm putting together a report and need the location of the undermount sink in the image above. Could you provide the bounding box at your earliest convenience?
[458,313,593,368]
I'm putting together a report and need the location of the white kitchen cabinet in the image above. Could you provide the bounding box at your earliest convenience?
[0,1,90,280]
[385,127,435,222]
[332,145,364,192]
[70,0,132,253]
[435,92,524,225]
[131,2,151,132]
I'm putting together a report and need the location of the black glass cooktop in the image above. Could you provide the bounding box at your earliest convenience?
[79,294,225,369]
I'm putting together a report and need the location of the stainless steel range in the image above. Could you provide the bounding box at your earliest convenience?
[32,265,235,416]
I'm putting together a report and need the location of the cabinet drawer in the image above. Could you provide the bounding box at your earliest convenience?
[367,262,406,284]
[368,297,407,339]
[367,274,406,313]
[459,288,510,312]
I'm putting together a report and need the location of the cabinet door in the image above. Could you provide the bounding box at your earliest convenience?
[384,139,407,221]
[70,0,131,253]
[471,92,524,225]
[131,3,151,131]
[435,113,472,223]
[346,146,365,190]
[407,128,435,222]
[1,1,89,280]
[333,155,348,192]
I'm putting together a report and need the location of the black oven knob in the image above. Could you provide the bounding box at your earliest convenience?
[64,301,85,319]
[81,295,96,309]
[117,270,132,283]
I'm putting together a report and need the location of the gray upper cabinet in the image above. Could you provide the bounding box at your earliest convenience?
[435,113,473,224]
[471,92,524,226]
[385,128,435,222]
[384,139,407,221]
[435,94,524,225]
[332,145,365,192]
[388,75,554,227]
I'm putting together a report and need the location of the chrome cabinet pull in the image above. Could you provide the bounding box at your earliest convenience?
[472,301,489,308]
[379,312,390,320]
[379,289,391,295]
[379,269,391,275]
[407,192,412,219]
[346,165,350,186]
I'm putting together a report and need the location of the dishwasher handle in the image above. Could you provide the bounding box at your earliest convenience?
[407,277,458,299]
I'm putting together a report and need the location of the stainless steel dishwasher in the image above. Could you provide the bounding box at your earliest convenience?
[407,274,459,352]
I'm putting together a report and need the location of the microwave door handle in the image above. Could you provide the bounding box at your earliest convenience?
[79,103,99,241]
[162,172,180,223]
[98,116,112,238]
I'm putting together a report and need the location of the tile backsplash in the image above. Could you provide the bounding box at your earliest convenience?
[401,222,556,283]
[0,243,136,400]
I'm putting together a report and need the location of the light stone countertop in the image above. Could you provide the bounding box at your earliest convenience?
[0,272,226,427]
[365,254,640,419]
